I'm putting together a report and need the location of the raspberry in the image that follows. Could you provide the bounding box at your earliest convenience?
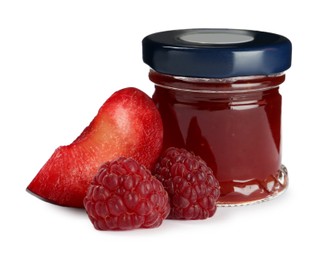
[153,147,220,220]
[83,157,170,231]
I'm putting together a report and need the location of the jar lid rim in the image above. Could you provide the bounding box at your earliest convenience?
[142,28,292,78]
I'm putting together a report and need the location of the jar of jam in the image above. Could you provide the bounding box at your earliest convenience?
[142,29,292,206]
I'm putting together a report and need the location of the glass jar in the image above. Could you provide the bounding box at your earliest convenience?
[142,29,292,206]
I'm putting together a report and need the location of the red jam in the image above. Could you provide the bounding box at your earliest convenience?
[142,29,291,205]
[150,71,288,205]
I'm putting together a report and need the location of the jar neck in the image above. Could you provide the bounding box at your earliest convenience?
[149,70,285,93]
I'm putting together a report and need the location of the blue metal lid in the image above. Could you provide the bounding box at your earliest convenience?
[142,29,292,78]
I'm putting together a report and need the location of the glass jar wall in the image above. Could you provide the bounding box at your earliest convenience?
[150,71,288,205]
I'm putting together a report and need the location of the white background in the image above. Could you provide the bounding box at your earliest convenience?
[1,1,315,259]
